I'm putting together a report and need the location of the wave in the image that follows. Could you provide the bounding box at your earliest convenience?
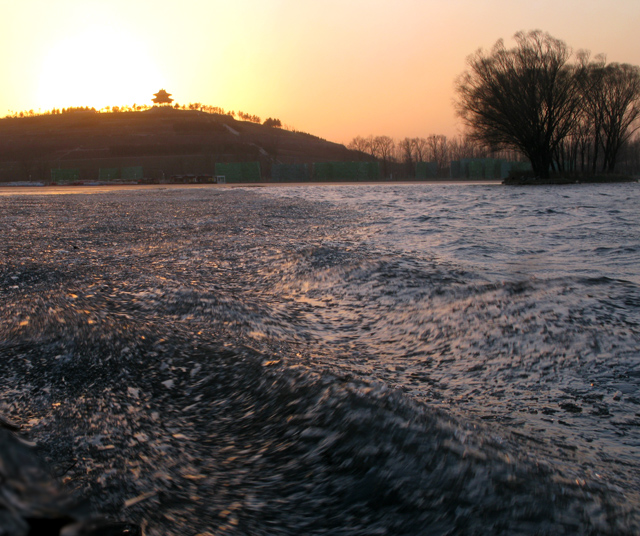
[2,186,640,534]
[2,326,638,535]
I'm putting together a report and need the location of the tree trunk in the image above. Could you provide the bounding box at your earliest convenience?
[529,152,552,178]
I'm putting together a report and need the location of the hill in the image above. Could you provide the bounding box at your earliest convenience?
[0,108,368,183]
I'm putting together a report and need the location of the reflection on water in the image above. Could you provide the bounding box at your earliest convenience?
[264,183,640,491]
[1,185,639,534]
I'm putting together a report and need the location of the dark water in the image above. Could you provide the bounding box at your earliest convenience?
[1,184,639,534]
[265,184,640,462]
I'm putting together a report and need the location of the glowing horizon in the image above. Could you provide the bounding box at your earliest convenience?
[3,0,640,145]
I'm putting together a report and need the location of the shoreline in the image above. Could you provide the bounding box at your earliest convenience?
[503,176,638,185]
[0,180,502,196]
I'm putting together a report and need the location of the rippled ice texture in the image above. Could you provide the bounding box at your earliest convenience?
[264,183,640,489]
[271,183,640,285]
[1,184,639,534]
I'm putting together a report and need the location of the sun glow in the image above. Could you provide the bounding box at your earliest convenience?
[2,0,639,142]
[37,23,164,111]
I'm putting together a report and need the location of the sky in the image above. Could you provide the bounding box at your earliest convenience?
[2,0,640,145]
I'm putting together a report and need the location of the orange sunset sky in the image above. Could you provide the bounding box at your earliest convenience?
[2,0,640,145]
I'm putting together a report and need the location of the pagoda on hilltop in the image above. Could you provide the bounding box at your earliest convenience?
[152,89,174,105]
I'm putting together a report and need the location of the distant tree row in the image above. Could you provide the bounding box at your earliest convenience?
[263,117,282,128]
[349,33,640,179]
[348,134,521,168]
[236,111,261,123]
[5,101,269,126]
[455,30,640,177]
[4,97,296,138]
[5,106,99,118]
[348,128,640,178]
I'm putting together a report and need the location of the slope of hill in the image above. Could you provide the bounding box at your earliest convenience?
[0,108,366,182]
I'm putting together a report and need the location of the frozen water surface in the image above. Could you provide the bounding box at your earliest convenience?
[1,183,639,534]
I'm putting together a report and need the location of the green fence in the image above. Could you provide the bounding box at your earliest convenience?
[450,159,530,179]
[51,168,80,183]
[484,159,503,179]
[98,167,144,181]
[500,161,532,178]
[271,163,309,182]
[450,160,462,179]
[468,160,484,179]
[121,166,144,180]
[312,161,380,181]
[99,168,119,180]
[215,162,261,182]
[415,161,438,179]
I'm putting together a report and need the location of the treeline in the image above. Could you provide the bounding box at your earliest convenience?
[554,59,640,174]
[4,103,284,129]
[456,31,640,177]
[348,131,640,178]
[7,106,99,118]
[353,32,640,180]
[347,134,526,176]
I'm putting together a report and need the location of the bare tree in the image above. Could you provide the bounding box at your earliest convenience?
[586,62,640,172]
[373,136,395,162]
[427,135,448,170]
[455,31,585,177]
[393,137,429,168]
[411,137,429,162]
[371,136,395,177]
[398,137,414,165]
[347,135,372,154]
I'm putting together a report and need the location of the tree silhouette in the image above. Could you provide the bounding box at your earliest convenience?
[583,61,640,172]
[152,89,174,106]
[347,135,372,154]
[263,117,282,128]
[455,31,585,178]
